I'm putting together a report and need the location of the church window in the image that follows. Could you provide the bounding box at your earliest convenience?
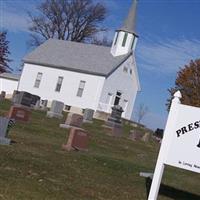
[122,33,128,47]
[55,76,63,92]
[130,69,132,74]
[123,66,128,73]
[114,32,119,45]
[34,72,43,88]
[77,80,86,97]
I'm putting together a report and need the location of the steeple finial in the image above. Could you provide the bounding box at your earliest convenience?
[120,0,138,35]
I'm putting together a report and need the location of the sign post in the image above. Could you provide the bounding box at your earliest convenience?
[148,91,200,200]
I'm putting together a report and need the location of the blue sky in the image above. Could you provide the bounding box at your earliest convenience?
[1,0,200,130]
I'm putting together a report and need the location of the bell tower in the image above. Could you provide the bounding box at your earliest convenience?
[111,0,139,57]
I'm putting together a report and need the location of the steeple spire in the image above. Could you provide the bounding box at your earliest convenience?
[110,0,139,57]
[119,0,138,35]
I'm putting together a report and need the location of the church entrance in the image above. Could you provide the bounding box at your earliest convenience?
[114,91,122,106]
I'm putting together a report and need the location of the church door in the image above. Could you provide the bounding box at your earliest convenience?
[114,91,122,106]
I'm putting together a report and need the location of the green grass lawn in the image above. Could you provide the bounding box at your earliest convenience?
[0,100,199,200]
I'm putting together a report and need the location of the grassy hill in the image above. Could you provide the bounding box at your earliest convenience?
[0,100,199,200]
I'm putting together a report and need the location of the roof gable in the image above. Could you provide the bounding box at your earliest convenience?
[23,39,131,76]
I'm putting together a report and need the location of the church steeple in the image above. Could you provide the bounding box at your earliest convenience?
[111,0,139,57]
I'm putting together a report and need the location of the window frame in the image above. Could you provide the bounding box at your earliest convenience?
[55,76,64,92]
[34,72,43,88]
[76,80,86,97]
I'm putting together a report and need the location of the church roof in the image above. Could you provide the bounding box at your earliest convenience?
[118,0,138,35]
[0,72,20,81]
[23,39,132,77]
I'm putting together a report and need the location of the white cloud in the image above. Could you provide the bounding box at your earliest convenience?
[136,37,200,74]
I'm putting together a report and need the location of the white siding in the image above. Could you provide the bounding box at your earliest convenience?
[99,56,139,120]
[18,63,105,110]
[0,78,18,98]
[111,31,137,57]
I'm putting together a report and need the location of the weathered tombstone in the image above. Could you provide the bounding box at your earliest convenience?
[129,130,144,141]
[0,117,11,145]
[8,106,31,122]
[83,109,94,123]
[47,100,64,119]
[0,91,6,101]
[62,127,88,151]
[13,91,32,107]
[40,99,48,111]
[142,132,151,142]
[60,113,83,128]
[103,105,124,137]
[11,90,20,104]
[34,100,41,110]
[30,94,40,107]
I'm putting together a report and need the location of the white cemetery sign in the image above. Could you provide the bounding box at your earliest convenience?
[148,91,200,200]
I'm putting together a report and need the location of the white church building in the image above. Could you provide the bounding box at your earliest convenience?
[18,0,140,120]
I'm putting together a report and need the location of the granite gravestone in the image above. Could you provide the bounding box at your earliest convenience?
[83,109,94,123]
[11,90,20,104]
[104,105,124,137]
[13,91,32,107]
[8,106,31,122]
[40,100,48,111]
[62,127,88,151]
[34,100,41,110]
[30,94,40,107]
[0,91,6,101]
[12,91,40,108]
[60,113,83,128]
[0,117,11,145]
[107,105,124,125]
[142,132,151,142]
[47,100,64,119]
[129,130,143,141]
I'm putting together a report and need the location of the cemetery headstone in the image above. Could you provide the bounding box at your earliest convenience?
[47,100,64,119]
[62,127,89,151]
[83,109,94,123]
[8,106,31,122]
[13,91,32,107]
[34,100,41,110]
[40,100,48,111]
[107,105,124,125]
[60,113,83,128]
[0,91,6,101]
[30,94,40,107]
[11,90,20,104]
[103,105,124,137]
[0,117,11,145]
[142,132,151,142]
[129,130,143,141]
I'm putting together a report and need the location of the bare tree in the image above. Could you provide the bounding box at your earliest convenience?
[136,103,148,124]
[90,36,112,47]
[28,0,107,47]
